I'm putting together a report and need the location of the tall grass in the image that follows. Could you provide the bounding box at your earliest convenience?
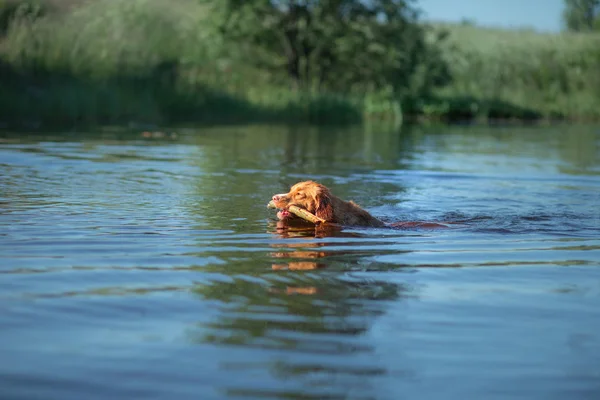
[1,0,599,128]
[0,0,373,127]
[417,24,600,121]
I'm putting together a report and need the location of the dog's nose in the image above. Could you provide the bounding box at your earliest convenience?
[272,194,281,201]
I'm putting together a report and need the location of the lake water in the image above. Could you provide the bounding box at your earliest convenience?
[1,124,599,400]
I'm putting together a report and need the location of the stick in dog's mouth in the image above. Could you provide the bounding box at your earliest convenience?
[267,201,326,225]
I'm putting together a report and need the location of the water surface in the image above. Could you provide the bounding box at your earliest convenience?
[1,124,599,399]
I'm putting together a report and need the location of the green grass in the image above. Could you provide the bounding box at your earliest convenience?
[0,62,368,127]
[0,0,389,127]
[416,24,600,121]
[1,0,599,129]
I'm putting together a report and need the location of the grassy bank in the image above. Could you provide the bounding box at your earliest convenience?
[0,0,399,128]
[0,0,599,129]
[0,60,365,127]
[417,24,600,122]
[0,0,365,125]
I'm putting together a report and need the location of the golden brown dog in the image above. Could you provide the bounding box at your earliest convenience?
[271,181,385,227]
[271,180,447,229]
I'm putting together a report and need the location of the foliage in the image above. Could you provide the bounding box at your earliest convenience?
[1,0,205,76]
[0,0,47,36]
[1,0,600,128]
[422,23,600,120]
[562,0,600,32]
[0,0,449,127]
[202,0,450,98]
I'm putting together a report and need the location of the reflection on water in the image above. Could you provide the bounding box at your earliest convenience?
[1,124,599,399]
[193,275,404,398]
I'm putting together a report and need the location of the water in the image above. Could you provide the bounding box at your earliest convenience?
[1,124,599,400]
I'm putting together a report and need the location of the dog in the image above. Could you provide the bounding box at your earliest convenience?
[271,180,447,229]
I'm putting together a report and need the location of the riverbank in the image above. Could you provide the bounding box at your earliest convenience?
[1,0,599,129]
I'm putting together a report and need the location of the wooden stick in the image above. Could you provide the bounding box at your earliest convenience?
[267,201,326,225]
[288,205,326,225]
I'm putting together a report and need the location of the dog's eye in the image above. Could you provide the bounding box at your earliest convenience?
[295,192,305,199]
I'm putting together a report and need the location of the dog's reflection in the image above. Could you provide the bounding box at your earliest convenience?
[268,219,342,273]
[267,219,359,294]
[271,250,327,272]
[268,219,345,239]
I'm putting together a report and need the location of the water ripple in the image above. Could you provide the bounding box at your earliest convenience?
[1,125,599,400]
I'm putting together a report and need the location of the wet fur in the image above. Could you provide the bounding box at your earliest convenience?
[271,181,386,228]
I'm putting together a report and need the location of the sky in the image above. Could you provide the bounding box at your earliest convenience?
[418,0,565,32]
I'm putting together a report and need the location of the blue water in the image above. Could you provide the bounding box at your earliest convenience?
[1,124,599,399]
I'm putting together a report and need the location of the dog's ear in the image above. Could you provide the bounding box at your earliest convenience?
[315,192,334,222]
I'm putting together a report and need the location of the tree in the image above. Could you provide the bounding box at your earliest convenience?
[201,0,449,98]
[563,0,600,32]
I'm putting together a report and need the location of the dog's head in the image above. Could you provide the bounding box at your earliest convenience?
[271,181,334,221]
